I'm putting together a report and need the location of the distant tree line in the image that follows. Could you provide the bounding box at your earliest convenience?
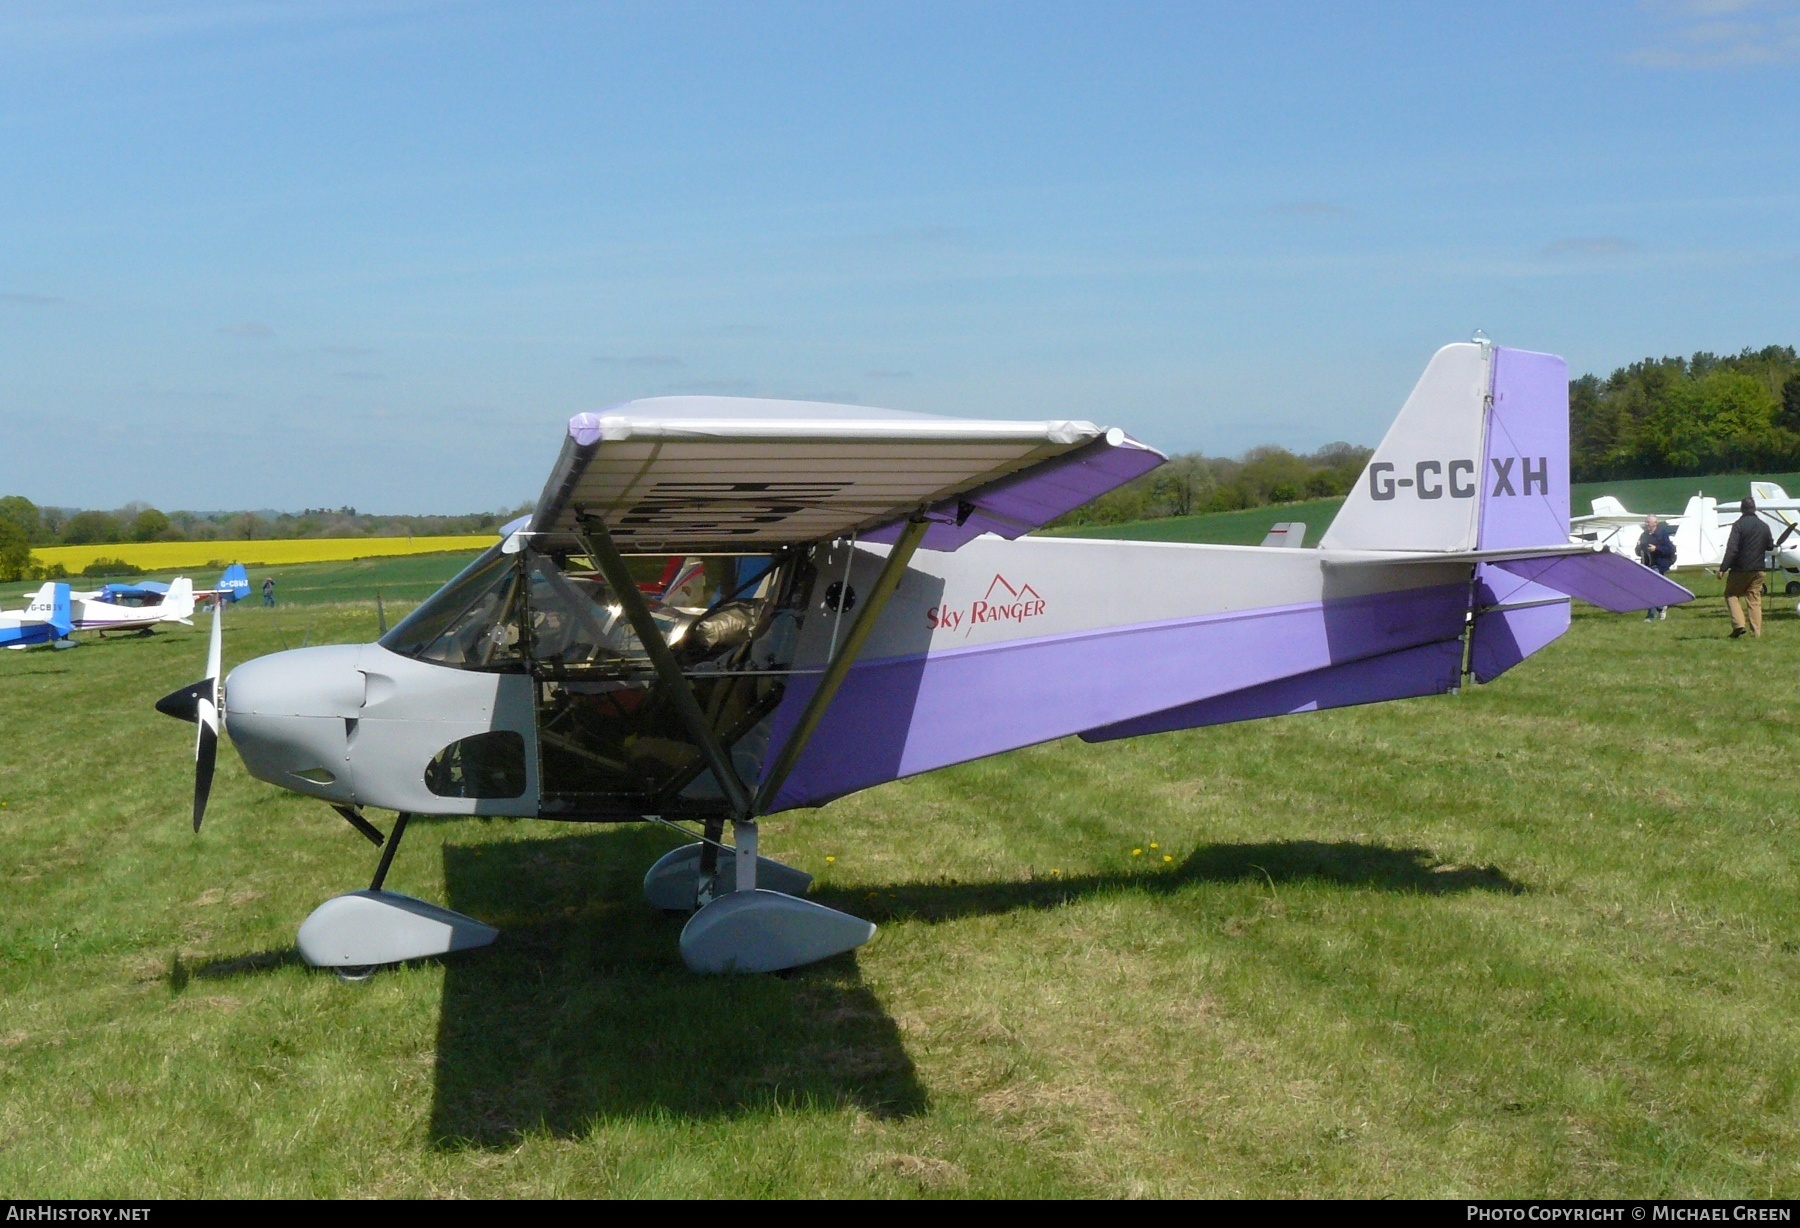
[1061,345,1800,531]
[1573,346,1800,481]
[0,498,531,582]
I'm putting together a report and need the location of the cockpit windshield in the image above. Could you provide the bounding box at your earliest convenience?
[379,544,526,670]
[383,541,807,816]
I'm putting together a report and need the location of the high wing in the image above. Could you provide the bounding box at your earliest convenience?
[526,396,1165,553]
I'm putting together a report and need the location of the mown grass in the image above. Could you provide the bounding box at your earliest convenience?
[2,563,1798,1195]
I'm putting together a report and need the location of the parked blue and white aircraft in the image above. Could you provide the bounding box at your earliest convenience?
[160,338,1692,979]
[0,583,73,649]
[63,577,197,634]
[86,564,248,613]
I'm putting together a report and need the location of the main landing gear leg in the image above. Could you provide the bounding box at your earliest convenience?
[642,816,816,911]
[677,820,877,974]
[582,511,915,974]
[296,811,498,979]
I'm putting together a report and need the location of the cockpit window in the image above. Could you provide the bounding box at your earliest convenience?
[379,545,525,671]
[526,555,700,673]
[529,549,796,816]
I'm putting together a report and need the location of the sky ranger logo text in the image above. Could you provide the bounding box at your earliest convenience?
[1368,457,1551,501]
[926,575,1046,637]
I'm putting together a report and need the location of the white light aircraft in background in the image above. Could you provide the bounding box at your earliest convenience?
[1570,494,1725,570]
[1571,484,1800,594]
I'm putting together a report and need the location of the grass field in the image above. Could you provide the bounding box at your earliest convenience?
[1,537,1797,1196]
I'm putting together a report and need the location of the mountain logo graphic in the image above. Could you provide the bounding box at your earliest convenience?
[981,575,1041,602]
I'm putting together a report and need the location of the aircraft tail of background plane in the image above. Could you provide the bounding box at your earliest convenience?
[217,563,250,603]
[1589,495,1629,517]
[160,578,197,623]
[24,582,72,636]
[1671,495,1723,569]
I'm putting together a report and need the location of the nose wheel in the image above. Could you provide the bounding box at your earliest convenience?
[298,812,500,975]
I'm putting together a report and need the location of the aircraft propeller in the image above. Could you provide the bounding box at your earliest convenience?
[153,601,224,831]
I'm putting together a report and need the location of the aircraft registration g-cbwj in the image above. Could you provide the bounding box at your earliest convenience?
[157,340,1692,978]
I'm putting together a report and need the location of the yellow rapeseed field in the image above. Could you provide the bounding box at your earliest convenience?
[32,534,495,574]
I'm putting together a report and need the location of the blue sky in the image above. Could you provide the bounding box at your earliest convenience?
[2,1,1797,513]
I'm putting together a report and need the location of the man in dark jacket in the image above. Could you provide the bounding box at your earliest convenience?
[1636,514,1677,621]
[1718,497,1774,638]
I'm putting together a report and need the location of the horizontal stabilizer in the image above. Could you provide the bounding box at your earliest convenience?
[1486,549,1692,613]
[1259,522,1307,548]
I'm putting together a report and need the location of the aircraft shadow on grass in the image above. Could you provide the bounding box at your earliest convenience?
[811,838,1524,927]
[428,827,927,1147]
[180,827,1520,1148]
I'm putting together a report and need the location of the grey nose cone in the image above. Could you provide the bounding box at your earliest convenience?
[225,644,365,718]
[224,645,365,800]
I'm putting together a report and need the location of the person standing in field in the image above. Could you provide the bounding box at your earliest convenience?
[1636,513,1677,621]
[262,576,275,608]
[1718,496,1773,639]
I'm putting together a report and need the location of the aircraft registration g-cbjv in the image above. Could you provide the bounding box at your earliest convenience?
[158,339,1692,977]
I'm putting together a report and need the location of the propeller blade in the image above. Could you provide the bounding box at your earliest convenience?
[204,597,222,682]
[191,603,223,832]
[193,713,218,832]
[376,589,387,635]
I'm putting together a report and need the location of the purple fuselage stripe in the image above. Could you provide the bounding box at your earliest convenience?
[1081,638,1465,741]
[760,581,1470,811]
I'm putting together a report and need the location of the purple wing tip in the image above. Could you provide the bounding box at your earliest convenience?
[569,412,604,447]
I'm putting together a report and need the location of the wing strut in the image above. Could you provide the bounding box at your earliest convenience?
[576,512,755,819]
[753,516,930,814]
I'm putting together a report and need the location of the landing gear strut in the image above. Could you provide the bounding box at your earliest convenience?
[297,811,498,977]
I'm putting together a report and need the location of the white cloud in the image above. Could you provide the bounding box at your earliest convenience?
[1265,201,1354,219]
[1541,236,1639,258]
[1628,0,1800,67]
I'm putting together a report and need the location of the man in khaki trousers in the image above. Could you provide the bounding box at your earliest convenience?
[1718,496,1774,639]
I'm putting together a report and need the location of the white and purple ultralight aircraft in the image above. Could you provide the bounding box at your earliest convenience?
[158,339,1691,977]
